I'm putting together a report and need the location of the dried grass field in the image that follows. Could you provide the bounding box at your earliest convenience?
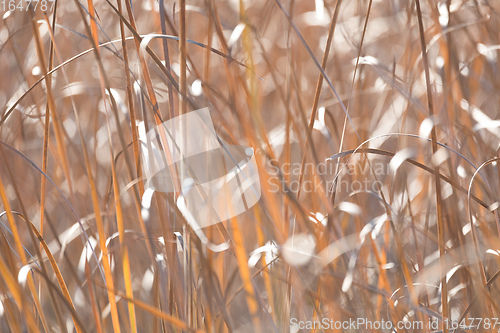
[1,0,500,332]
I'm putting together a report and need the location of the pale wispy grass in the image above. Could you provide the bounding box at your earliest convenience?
[1,0,500,332]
